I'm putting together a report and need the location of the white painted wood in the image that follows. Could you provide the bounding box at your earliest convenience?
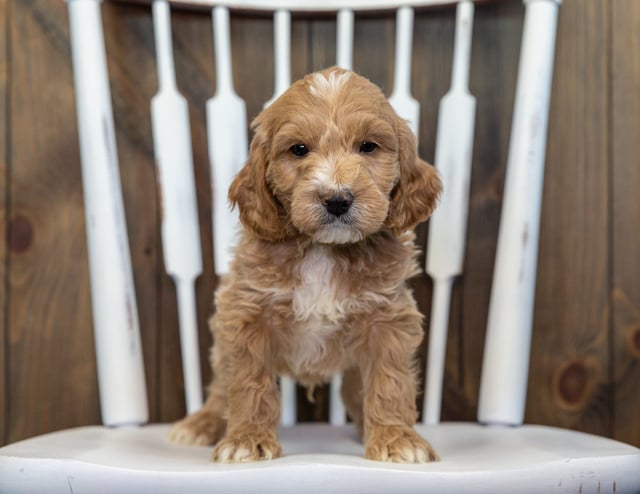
[264,9,291,108]
[151,0,204,415]
[388,7,419,137]
[280,377,297,426]
[329,374,346,426]
[208,6,247,276]
[423,278,453,424]
[174,281,202,412]
[169,0,481,11]
[66,0,148,427]
[424,0,475,425]
[478,0,561,426]
[2,424,638,493]
[336,9,354,70]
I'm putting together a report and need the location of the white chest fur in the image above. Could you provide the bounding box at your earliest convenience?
[288,246,345,372]
[293,246,342,322]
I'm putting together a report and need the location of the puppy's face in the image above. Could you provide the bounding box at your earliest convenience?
[230,67,441,244]
[266,70,404,244]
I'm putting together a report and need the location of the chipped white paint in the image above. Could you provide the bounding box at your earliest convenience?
[478,0,561,426]
[423,0,475,425]
[151,0,204,416]
[67,0,148,427]
[208,6,247,277]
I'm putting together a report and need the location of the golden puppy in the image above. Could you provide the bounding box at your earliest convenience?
[169,67,442,463]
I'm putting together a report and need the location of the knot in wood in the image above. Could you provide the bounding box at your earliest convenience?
[553,358,599,412]
[629,324,640,358]
[8,214,34,253]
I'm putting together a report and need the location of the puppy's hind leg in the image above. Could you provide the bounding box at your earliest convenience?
[169,345,228,446]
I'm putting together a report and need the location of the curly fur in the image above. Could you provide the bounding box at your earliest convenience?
[169,67,442,464]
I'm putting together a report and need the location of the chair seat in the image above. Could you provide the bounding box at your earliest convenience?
[1,422,638,493]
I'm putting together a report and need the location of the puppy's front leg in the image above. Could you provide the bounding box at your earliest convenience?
[212,336,282,463]
[359,313,439,463]
[361,359,439,463]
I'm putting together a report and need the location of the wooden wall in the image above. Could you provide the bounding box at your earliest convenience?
[1,0,639,447]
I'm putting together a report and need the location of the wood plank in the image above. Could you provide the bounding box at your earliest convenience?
[0,0,8,446]
[6,0,100,442]
[352,14,395,91]
[527,0,611,436]
[611,0,640,447]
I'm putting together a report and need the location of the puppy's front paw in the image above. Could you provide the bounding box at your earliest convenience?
[168,410,226,446]
[365,426,439,463]
[212,432,282,463]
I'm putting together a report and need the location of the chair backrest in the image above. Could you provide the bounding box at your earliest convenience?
[66,0,560,429]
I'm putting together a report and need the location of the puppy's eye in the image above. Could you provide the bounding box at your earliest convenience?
[360,141,378,153]
[290,144,309,157]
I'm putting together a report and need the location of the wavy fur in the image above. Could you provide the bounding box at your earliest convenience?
[170,68,442,464]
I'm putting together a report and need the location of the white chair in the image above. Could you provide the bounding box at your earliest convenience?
[1,0,638,493]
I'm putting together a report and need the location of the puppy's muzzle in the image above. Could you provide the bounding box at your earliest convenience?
[323,191,353,217]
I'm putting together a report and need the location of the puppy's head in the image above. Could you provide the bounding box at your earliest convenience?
[229,67,442,244]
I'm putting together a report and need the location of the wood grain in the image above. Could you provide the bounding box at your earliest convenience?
[6,0,100,442]
[611,0,640,447]
[527,0,611,436]
[0,0,8,446]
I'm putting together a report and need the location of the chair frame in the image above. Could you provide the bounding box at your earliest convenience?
[1,1,639,493]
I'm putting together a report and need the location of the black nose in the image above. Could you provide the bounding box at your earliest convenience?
[323,192,353,217]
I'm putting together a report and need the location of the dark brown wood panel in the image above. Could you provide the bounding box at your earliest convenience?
[528,0,611,436]
[6,0,100,442]
[0,0,8,446]
[611,0,640,447]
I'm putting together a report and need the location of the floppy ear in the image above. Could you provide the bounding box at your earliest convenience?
[385,119,442,234]
[228,122,291,241]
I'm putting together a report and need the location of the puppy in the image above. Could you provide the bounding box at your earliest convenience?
[170,67,442,463]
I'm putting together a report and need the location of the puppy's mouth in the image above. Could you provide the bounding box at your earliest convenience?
[312,201,368,244]
[292,190,386,244]
[313,219,364,245]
